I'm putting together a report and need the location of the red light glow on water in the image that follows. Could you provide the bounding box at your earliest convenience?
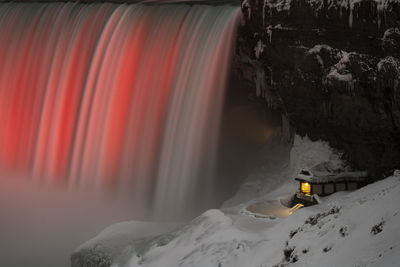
[0,2,240,217]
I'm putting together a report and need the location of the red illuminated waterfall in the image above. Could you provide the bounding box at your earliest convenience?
[0,2,239,217]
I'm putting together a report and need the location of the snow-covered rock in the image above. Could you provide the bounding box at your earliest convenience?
[277,173,400,267]
[74,137,400,267]
[71,222,181,267]
[73,172,400,267]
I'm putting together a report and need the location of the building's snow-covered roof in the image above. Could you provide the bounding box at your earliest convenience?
[296,160,368,183]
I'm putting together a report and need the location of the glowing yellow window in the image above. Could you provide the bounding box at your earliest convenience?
[301,182,311,195]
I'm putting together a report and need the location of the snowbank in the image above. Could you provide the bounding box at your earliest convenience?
[73,137,400,267]
[72,222,181,267]
[276,173,400,266]
[108,173,400,267]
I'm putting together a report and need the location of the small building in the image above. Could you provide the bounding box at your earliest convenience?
[294,161,368,206]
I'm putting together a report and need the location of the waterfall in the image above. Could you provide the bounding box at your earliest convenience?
[0,2,240,218]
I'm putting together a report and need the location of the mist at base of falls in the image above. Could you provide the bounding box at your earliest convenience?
[0,75,281,267]
[0,177,142,267]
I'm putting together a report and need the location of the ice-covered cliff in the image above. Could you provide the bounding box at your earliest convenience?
[235,0,400,177]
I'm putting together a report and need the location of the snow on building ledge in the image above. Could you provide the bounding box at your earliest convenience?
[294,160,368,205]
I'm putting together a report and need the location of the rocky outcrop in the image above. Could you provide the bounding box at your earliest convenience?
[235,0,400,177]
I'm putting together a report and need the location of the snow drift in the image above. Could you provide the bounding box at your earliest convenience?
[73,136,400,267]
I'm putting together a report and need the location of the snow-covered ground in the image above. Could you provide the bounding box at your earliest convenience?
[74,135,400,267]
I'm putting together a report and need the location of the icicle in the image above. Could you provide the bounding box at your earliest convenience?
[267,25,272,43]
[349,0,353,28]
[254,40,265,59]
[263,0,266,27]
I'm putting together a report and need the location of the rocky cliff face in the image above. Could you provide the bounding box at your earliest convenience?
[235,0,400,177]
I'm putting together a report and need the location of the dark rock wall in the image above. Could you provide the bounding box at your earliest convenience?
[235,0,400,177]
